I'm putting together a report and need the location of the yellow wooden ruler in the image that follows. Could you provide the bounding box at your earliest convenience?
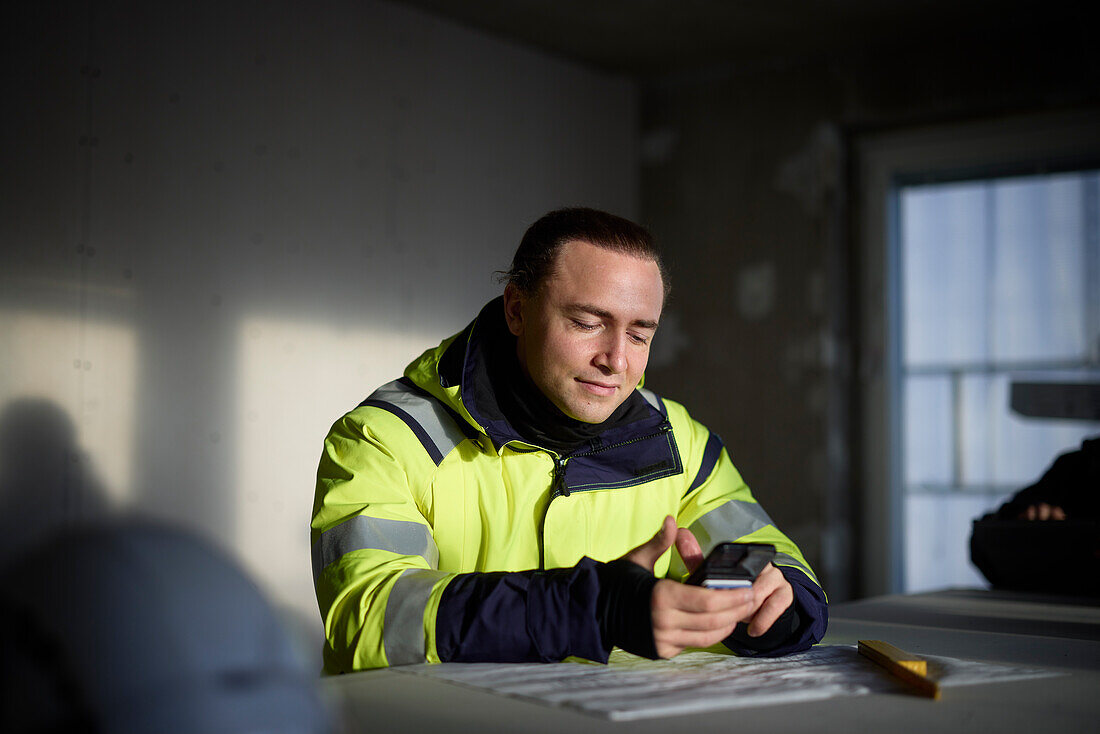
[858,639,941,699]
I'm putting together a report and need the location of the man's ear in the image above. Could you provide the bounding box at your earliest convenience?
[502,283,525,336]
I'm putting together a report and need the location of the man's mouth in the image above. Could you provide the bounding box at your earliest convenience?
[576,378,619,396]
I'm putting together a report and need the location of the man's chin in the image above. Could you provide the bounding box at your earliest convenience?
[560,398,621,425]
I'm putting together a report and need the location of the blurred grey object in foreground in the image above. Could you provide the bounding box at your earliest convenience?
[0,520,331,734]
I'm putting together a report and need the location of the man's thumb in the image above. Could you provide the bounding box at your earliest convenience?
[621,515,677,572]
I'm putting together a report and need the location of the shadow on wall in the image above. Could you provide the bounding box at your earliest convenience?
[0,397,112,567]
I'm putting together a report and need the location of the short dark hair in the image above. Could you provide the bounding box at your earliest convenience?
[501,207,669,300]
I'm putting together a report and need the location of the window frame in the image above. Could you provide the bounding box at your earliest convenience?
[854,109,1100,596]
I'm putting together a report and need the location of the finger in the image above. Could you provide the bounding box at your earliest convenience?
[654,580,754,614]
[653,606,748,633]
[1052,506,1066,520]
[736,565,783,625]
[622,515,677,571]
[1038,503,1052,521]
[745,566,794,636]
[654,623,740,658]
[746,587,794,637]
[748,564,784,600]
[655,642,683,659]
[675,527,704,573]
[1025,505,1037,520]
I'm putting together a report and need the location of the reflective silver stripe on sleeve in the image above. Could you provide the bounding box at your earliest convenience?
[367,380,468,464]
[384,569,450,666]
[311,515,439,583]
[690,500,775,553]
[774,551,818,584]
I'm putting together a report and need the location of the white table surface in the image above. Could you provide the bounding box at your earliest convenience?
[320,588,1100,733]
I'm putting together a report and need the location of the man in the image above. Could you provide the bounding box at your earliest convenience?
[311,208,827,672]
[970,436,1099,594]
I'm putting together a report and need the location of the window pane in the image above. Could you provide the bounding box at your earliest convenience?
[901,183,988,366]
[959,374,993,486]
[904,493,1005,593]
[991,174,1087,361]
[903,375,953,487]
[960,373,1099,488]
[985,374,1099,486]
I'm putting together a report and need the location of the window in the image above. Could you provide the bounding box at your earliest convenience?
[897,170,1100,592]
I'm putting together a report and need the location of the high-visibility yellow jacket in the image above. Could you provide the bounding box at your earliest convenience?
[311,299,826,672]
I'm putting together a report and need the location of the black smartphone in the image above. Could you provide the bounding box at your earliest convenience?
[684,542,776,588]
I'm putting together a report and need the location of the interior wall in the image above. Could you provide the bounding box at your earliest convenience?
[0,0,637,636]
[639,37,1100,600]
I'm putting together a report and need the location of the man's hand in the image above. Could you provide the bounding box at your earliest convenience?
[741,562,794,638]
[666,520,795,637]
[622,516,757,658]
[1020,503,1066,521]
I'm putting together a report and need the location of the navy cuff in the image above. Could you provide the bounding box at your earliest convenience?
[595,559,659,659]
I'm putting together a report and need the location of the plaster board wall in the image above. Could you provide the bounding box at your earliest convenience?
[0,0,637,637]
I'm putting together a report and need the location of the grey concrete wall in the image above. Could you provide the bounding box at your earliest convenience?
[639,39,1100,600]
[0,0,637,633]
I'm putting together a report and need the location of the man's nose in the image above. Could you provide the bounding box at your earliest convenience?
[594,333,628,374]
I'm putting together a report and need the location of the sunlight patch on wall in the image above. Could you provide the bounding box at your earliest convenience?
[235,315,442,615]
[0,309,138,505]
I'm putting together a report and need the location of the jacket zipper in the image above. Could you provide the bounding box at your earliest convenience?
[551,453,569,497]
[538,421,673,569]
[548,421,672,500]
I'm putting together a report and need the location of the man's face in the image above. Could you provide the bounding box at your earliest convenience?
[503,240,664,424]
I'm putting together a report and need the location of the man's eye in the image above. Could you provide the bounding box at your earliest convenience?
[629,333,650,345]
[571,320,599,331]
